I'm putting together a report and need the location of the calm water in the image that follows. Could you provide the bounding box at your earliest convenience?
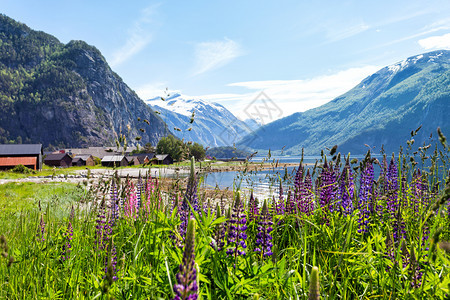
[201,156,316,200]
[200,155,377,200]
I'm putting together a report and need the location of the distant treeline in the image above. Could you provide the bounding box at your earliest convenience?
[206,146,251,159]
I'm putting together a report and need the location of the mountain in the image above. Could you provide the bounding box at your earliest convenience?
[146,93,253,147]
[0,14,168,149]
[238,50,450,155]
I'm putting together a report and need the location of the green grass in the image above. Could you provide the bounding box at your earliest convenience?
[0,182,84,213]
[0,148,449,299]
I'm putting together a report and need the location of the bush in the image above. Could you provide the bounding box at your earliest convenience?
[11,164,33,174]
[93,156,101,165]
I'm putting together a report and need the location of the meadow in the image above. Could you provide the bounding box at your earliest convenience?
[0,131,449,299]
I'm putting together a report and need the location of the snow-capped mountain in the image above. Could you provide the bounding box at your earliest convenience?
[238,50,450,154]
[146,93,257,147]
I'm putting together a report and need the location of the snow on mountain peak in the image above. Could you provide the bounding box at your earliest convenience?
[146,93,226,117]
[387,54,426,74]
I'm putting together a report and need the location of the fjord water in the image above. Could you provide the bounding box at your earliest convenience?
[201,154,383,200]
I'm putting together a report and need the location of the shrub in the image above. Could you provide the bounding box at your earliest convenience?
[11,164,32,174]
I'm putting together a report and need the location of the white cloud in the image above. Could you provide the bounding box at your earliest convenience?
[192,38,243,76]
[110,5,157,67]
[135,82,177,100]
[200,66,379,121]
[418,33,450,50]
[326,23,370,42]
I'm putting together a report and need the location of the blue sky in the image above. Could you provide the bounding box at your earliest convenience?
[3,0,450,120]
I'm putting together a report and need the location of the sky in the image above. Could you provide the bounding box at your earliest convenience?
[3,0,450,121]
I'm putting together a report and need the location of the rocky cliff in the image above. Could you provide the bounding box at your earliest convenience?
[0,14,168,149]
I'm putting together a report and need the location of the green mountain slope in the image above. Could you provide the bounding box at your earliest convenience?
[0,14,168,149]
[238,50,450,154]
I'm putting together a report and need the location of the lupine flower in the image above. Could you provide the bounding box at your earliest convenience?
[226,192,247,257]
[299,169,315,215]
[254,199,273,257]
[136,175,143,213]
[358,160,374,234]
[400,240,423,288]
[339,158,354,216]
[392,209,406,243]
[212,205,226,251]
[96,204,112,250]
[285,190,296,215]
[95,205,106,249]
[61,221,73,262]
[179,158,199,241]
[386,156,399,216]
[293,163,304,206]
[318,159,337,212]
[174,218,198,300]
[248,191,259,222]
[104,242,118,283]
[185,157,199,213]
[37,215,45,242]
[124,183,138,220]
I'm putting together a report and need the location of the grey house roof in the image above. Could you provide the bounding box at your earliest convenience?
[155,154,169,160]
[101,155,127,162]
[44,153,71,161]
[75,154,93,160]
[0,144,43,155]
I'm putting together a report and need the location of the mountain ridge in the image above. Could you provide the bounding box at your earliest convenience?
[238,50,450,154]
[146,93,253,147]
[0,14,169,149]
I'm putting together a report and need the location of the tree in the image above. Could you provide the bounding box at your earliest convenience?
[156,135,185,161]
[189,142,205,161]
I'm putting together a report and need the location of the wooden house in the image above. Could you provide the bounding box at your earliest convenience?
[0,144,43,170]
[101,155,128,167]
[128,153,154,166]
[72,154,95,167]
[44,153,73,168]
[154,154,173,165]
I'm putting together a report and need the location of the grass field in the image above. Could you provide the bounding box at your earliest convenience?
[0,138,449,299]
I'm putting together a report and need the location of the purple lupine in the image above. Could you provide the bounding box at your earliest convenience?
[285,190,296,215]
[95,205,107,249]
[96,205,113,250]
[386,156,399,216]
[226,192,247,257]
[254,199,274,257]
[400,241,423,288]
[37,215,45,242]
[179,158,200,243]
[174,218,198,300]
[339,158,354,216]
[293,163,304,206]
[212,205,226,251]
[299,169,315,215]
[275,179,285,215]
[357,160,374,234]
[248,191,259,222]
[318,159,337,212]
[61,221,73,262]
[179,196,190,244]
[104,242,118,282]
[392,209,406,243]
